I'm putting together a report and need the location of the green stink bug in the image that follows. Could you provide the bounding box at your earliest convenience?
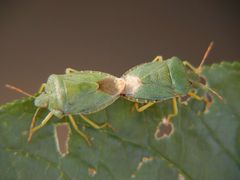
[120,42,222,139]
[6,69,125,145]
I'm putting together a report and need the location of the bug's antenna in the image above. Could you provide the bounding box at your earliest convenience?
[5,84,34,97]
[197,41,214,73]
[192,81,223,100]
[28,107,41,142]
[204,85,223,100]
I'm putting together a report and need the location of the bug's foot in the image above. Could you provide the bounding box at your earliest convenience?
[104,123,116,132]
[154,117,174,140]
[131,105,136,112]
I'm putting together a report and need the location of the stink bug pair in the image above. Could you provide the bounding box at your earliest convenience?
[7,42,222,144]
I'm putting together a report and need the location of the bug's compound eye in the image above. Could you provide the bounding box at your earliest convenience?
[34,93,49,108]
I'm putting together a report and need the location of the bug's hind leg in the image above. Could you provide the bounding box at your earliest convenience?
[65,68,79,74]
[152,56,163,62]
[187,91,212,113]
[28,112,54,142]
[133,102,155,112]
[68,115,92,146]
[79,114,115,131]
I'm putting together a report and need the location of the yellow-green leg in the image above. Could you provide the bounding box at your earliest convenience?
[134,102,155,112]
[28,112,54,142]
[68,115,92,146]
[37,83,46,94]
[167,97,178,122]
[65,68,79,74]
[28,107,41,142]
[79,114,114,131]
[187,91,212,113]
[183,61,198,73]
[152,56,163,62]
[31,112,53,132]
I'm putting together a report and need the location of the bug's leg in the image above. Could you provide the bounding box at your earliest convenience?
[28,112,54,141]
[28,107,41,142]
[152,56,163,62]
[167,97,178,122]
[187,91,212,113]
[37,83,46,94]
[183,61,198,73]
[133,102,155,112]
[79,114,115,131]
[65,68,79,74]
[68,115,92,146]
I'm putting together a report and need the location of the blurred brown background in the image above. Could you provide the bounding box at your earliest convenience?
[0,1,239,104]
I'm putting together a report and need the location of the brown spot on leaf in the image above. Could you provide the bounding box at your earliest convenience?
[131,156,153,178]
[154,118,174,140]
[54,123,71,157]
[88,167,97,177]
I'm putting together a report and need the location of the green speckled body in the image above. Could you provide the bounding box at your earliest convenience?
[35,71,120,117]
[122,57,191,103]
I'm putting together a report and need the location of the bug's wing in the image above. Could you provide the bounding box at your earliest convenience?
[63,80,119,114]
[133,62,179,100]
[64,80,99,101]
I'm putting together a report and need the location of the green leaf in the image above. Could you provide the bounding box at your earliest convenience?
[0,62,240,180]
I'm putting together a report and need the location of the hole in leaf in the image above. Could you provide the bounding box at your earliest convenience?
[154,118,174,140]
[54,123,71,157]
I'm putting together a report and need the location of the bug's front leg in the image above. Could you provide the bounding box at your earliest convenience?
[65,68,79,74]
[183,61,198,73]
[38,83,46,94]
[28,111,54,142]
[79,114,115,131]
[152,56,163,62]
[133,102,155,112]
[187,91,212,113]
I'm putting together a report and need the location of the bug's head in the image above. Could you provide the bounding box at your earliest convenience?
[34,93,49,108]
